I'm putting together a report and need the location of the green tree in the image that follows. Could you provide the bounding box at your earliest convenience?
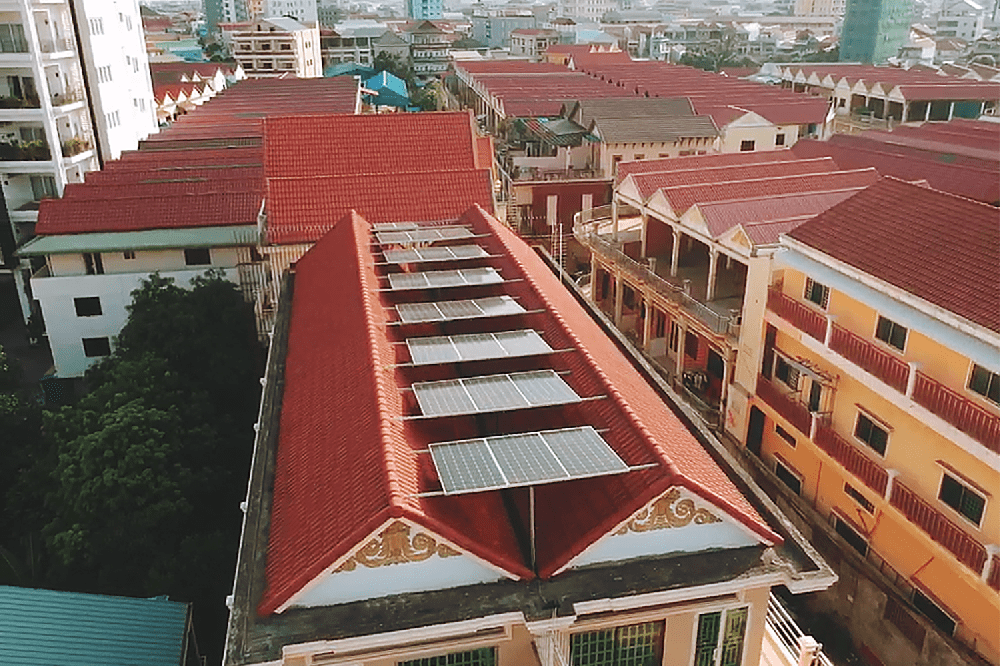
[373,51,415,87]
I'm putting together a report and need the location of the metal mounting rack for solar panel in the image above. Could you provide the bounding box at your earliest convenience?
[418,425,659,568]
[381,267,515,292]
[374,226,487,247]
[397,329,572,367]
[390,295,545,325]
[378,244,496,266]
[403,369,603,420]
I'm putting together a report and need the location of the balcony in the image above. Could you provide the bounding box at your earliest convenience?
[829,324,908,393]
[50,87,85,107]
[756,375,812,435]
[889,480,987,574]
[38,37,74,53]
[912,372,1000,454]
[767,287,825,341]
[61,136,91,158]
[511,165,604,182]
[0,140,50,161]
[814,421,888,495]
[0,94,40,109]
[989,557,1000,592]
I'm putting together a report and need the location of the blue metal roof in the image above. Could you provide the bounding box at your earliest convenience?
[0,586,188,666]
[363,70,410,108]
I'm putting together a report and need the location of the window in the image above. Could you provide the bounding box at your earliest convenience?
[834,515,868,556]
[685,331,699,359]
[83,252,104,275]
[854,412,888,456]
[123,250,136,260]
[875,315,907,351]
[912,590,956,636]
[938,473,986,526]
[775,424,796,447]
[97,65,113,83]
[803,277,829,309]
[774,356,799,391]
[184,248,211,266]
[844,484,875,513]
[89,18,104,35]
[694,607,748,666]
[774,458,802,495]
[30,175,57,201]
[82,337,111,357]
[571,620,663,666]
[0,23,27,53]
[634,154,645,160]
[399,647,496,666]
[73,296,102,317]
[968,364,1000,405]
[739,139,755,152]
[775,133,785,146]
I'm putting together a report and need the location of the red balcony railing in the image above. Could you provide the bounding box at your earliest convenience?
[814,423,888,496]
[766,287,826,341]
[988,557,1000,591]
[756,375,812,435]
[912,372,1000,454]
[829,323,909,393]
[889,481,987,573]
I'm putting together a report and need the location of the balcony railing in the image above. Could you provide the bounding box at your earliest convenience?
[765,594,833,666]
[767,287,825,341]
[0,140,50,161]
[0,95,40,109]
[51,87,85,106]
[38,37,74,53]
[988,556,1000,592]
[577,223,739,336]
[889,480,988,573]
[512,166,605,181]
[814,421,888,496]
[829,324,909,393]
[912,372,1000,454]
[756,375,812,435]
[61,136,91,157]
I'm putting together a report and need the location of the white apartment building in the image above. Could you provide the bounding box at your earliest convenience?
[232,17,321,78]
[265,0,317,24]
[558,0,617,22]
[937,0,986,41]
[0,0,156,322]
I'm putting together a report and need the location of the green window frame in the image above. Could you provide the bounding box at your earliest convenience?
[854,412,888,456]
[400,647,496,666]
[874,315,907,352]
[938,473,986,526]
[804,278,829,309]
[968,364,1000,406]
[694,607,748,666]
[571,620,664,666]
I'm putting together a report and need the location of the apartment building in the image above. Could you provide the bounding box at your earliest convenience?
[223,201,836,666]
[752,177,999,666]
[232,17,321,79]
[265,0,318,24]
[0,0,156,321]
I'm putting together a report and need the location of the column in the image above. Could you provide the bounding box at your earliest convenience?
[706,249,719,302]
[675,323,687,376]
[924,101,932,121]
[611,199,619,243]
[589,259,598,301]
[670,228,681,277]
[947,101,954,121]
[884,469,899,502]
[982,545,999,582]
[824,314,836,347]
[614,274,624,328]
[640,212,648,258]
[906,361,920,399]
[642,296,653,350]
[546,194,558,228]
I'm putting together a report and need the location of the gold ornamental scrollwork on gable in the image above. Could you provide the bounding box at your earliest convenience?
[616,488,722,534]
[335,521,460,572]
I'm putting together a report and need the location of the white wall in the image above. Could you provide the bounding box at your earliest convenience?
[34,266,239,377]
[48,247,242,277]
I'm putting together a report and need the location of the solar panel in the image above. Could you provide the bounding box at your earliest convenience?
[372,222,418,232]
[383,245,489,264]
[386,267,502,291]
[406,329,551,365]
[430,426,630,495]
[376,226,474,245]
[412,370,579,417]
[395,296,525,324]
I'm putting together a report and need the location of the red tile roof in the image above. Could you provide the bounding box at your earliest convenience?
[259,205,779,615]
[629,157,839,200]
[616,150,793,184]
[263,111,482,178]
[35,192,262,235]
[697,190,861,242]
[265,170,494,244]
[788,178,1000,332]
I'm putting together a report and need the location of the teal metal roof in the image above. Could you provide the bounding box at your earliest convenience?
[17,225,259,256]
[0,586,188,666]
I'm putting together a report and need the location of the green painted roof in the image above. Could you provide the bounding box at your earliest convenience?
[17,225,259,256]
[0,586,188,666]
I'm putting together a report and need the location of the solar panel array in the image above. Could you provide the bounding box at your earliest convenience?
[412,370,580,417]
[372,222,418,232]
[384,245,489,264]
[387,267,502,291]
[376,226,474,245]
[430,426,629,494]
[407,329,551,365]
[395,295,525,324]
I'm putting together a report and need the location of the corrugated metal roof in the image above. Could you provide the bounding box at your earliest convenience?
[0,586,188,666]
[18,225,260,256]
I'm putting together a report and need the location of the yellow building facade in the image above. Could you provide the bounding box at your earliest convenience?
[746,178,1000,664]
